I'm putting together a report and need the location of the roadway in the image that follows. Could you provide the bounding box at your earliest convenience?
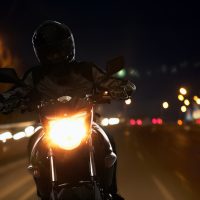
[114,125,200,200]
[0,124,200,200]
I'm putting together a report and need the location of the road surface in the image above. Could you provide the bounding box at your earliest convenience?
[0,124,200,200]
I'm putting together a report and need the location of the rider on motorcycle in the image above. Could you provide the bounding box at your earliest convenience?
[0,21,135,200]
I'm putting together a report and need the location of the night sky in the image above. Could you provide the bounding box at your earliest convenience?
[0,1,200,120]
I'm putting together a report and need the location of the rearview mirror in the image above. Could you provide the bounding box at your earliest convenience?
[106,56,125,76]
[0,68,22,85]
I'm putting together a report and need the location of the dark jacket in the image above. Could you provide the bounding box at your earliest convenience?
[0,61,135,112]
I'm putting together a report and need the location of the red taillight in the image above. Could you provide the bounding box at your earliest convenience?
[152,118,157,124]
[130,119,136,126]
[152,118,163,125]
[136,119,142,126]
[157,118,163,125]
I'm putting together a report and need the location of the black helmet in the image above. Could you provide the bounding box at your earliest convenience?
[32,20,75,66]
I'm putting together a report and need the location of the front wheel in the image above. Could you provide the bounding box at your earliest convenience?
[57,183,103,200]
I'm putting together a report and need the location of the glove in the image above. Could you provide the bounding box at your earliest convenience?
[123,80,136,96]
[109,80,136,100]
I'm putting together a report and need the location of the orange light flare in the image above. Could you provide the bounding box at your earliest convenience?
[0,36,20,91]
[0,37,19,68]
[177,120,183,126]
[48,114,88,150]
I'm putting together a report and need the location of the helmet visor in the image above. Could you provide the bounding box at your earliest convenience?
[35,37,75,65]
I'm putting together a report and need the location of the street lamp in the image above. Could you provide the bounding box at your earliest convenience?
[179,87,187,95]
[162,102,169,109]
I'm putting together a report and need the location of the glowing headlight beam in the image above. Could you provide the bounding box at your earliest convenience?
[48,116,87,150]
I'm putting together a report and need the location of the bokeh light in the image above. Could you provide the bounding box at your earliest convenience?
[197,98,200,105]
[162,102,169,109]
[129,119,136,126]
[181,105,187,112]
[177,119,183,126]
[179,87,187,95]
[184,99,190,106]
[178,95,184,101]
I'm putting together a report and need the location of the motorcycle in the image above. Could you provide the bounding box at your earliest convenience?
[0,57,131,200]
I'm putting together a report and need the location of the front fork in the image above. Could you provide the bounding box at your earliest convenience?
[49,138,97,181]
[48,136,99,200]
[89,135,103,200]
[89,135,97,179]
[48,147,58,200]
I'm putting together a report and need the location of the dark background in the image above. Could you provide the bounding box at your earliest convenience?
[0,0,200,120]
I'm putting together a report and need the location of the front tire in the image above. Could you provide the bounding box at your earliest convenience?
[57,183,103,200]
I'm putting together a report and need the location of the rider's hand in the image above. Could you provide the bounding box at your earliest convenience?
[109,80,135,100]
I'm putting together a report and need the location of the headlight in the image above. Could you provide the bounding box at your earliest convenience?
[48,112,88,150]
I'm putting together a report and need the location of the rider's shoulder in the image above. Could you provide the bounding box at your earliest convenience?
[22,65,46,86]
[74,61,97,69]
[22,65,42,80]
[74,60,104,74]
[73,61,98,82]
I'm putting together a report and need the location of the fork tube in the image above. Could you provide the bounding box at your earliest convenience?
[89,136,96,180]
[49,148,57,183]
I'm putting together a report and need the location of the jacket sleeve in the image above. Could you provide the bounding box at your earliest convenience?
[91,63,136,99]
[0,69,34,113]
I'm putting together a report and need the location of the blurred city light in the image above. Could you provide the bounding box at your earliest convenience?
[178,94,184,101]
[0,132,12,142]
[25,126,35,137]
[136,119,142,126]
[129,119,136,126]
[196,98,200,105]
[101,118,109,126]
[181,105,187,112]
[108,118,120,125]
[196,119,200,125]
[125,98,132,105]
[116,69,126,78]
[193,110,200,119]
[152,118,163,125]
[177,119,183,126]
[152,118,157,124]
[162,102,169,109]
[129,119,143,126]
[13,132,26,140]
[101,118,120,126]
[104,91,108,95]
[157,118,163,125]
[129,69,140,78]
[184,99,190,106]
[193,96,198,101]
[179,87,187,95]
